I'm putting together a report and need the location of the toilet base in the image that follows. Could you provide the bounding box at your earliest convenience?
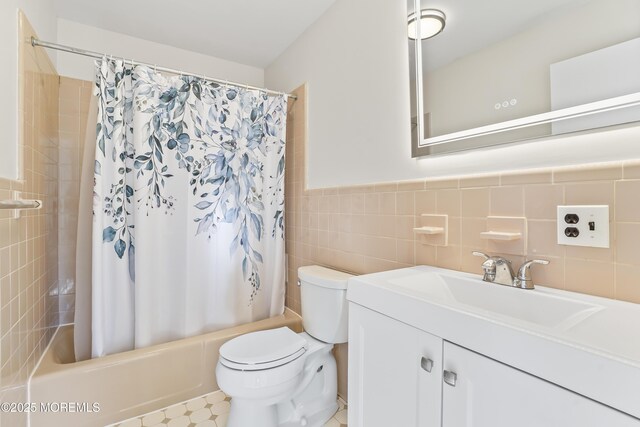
[227,398,279,427]
[278,401,338,427]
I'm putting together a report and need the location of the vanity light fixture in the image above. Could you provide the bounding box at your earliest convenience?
[408,9,446,40]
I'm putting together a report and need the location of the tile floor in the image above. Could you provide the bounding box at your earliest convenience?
[109,390,348,427]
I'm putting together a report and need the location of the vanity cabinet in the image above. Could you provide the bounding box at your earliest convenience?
[348,304,442,427]
[349,303,638,427]
[442,342,638,427]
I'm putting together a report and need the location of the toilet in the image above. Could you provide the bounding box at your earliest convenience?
[216,265,352,427]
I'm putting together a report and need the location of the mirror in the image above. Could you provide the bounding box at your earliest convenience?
[409,0,640,157]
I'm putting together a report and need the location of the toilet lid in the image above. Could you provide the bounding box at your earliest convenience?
[219,327,307,370]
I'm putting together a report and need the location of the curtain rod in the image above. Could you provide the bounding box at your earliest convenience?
[31,37,297,100]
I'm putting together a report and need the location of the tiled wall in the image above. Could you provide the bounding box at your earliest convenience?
[57,77,92,324]
[0,13,60,426]
[284,86,640,400]
[288,161,640,303]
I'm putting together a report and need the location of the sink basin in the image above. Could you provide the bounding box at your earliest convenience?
[390,271,603,330]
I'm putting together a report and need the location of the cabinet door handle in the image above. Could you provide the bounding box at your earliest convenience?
[443,370,457,387]
[420,357,433,373]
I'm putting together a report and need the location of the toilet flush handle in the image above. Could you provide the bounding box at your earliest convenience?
[297,279,301,287]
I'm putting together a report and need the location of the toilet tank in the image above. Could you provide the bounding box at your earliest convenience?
[298,266,353,344]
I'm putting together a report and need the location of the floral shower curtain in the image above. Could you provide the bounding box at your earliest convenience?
[89,59,287,358]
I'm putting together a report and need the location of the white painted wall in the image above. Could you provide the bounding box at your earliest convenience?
[265,0,640,189]
[0,5,57,180]
[56,19,264,87]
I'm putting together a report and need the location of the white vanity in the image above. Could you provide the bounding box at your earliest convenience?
[347,266,640,426]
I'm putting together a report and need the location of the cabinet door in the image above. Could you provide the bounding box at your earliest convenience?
[442,342,639,427]
[348,304,442,427]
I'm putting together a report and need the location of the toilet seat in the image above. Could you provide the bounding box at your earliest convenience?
[219,327,307,371]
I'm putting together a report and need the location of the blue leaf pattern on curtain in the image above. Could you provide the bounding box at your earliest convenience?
[95,59,287,301]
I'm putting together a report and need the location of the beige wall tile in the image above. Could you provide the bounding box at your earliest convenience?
[338,195,351,214]
[364,193,379,215]
[379,193,396,215]
[395,216,415,240]
[564,240,613,262]
[374,183,398,193]
[533,256,564,289]
[564,258,614,298]
[554,164,622,182]
[396,240,415,265]
[435,246,461,270]
[615,223,640,265]
[490,186,524,216]
[500,170,552,185]
[426,178,459,189]
[615,264,640,303]
[351,193,364,214]
[460,250,483,274]
[436,189,460,216]
[396,191,414,215]
[414,190,436,215]
[415,242,436,265]
[460,218,488,249]
[622,161,640,179]
[524,185,564,220]
[527,220,562,257]
[397,179,425,191]
[459,175,499,188]
[565,182,614,208]
[615,180,640,222]
[461,188,490,218]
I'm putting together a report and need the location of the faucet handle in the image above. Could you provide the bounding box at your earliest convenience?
[472,251,490,260]
[515,259,550,289]
[472,251,496,281]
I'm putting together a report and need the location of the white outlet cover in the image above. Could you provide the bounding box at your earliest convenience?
[557,205,609,248]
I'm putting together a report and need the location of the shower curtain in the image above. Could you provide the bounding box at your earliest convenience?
[77,59,287,359]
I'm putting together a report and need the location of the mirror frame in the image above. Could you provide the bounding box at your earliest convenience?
[410,0,640,158]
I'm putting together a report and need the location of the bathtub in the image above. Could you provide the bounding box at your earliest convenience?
[29,309,303,427]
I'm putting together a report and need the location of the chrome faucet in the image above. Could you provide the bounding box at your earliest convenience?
[472,252,549,289]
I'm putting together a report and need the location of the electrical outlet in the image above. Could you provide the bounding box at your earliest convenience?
[556,205,609,248]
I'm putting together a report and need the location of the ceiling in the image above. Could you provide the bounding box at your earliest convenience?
[53,0,337,68]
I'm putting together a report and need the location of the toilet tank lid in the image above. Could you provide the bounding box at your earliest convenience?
[298,265,353,290]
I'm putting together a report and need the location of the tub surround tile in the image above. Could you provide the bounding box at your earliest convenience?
[0,14,60,423]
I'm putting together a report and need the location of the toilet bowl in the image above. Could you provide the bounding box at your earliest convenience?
[216,266,352,427]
